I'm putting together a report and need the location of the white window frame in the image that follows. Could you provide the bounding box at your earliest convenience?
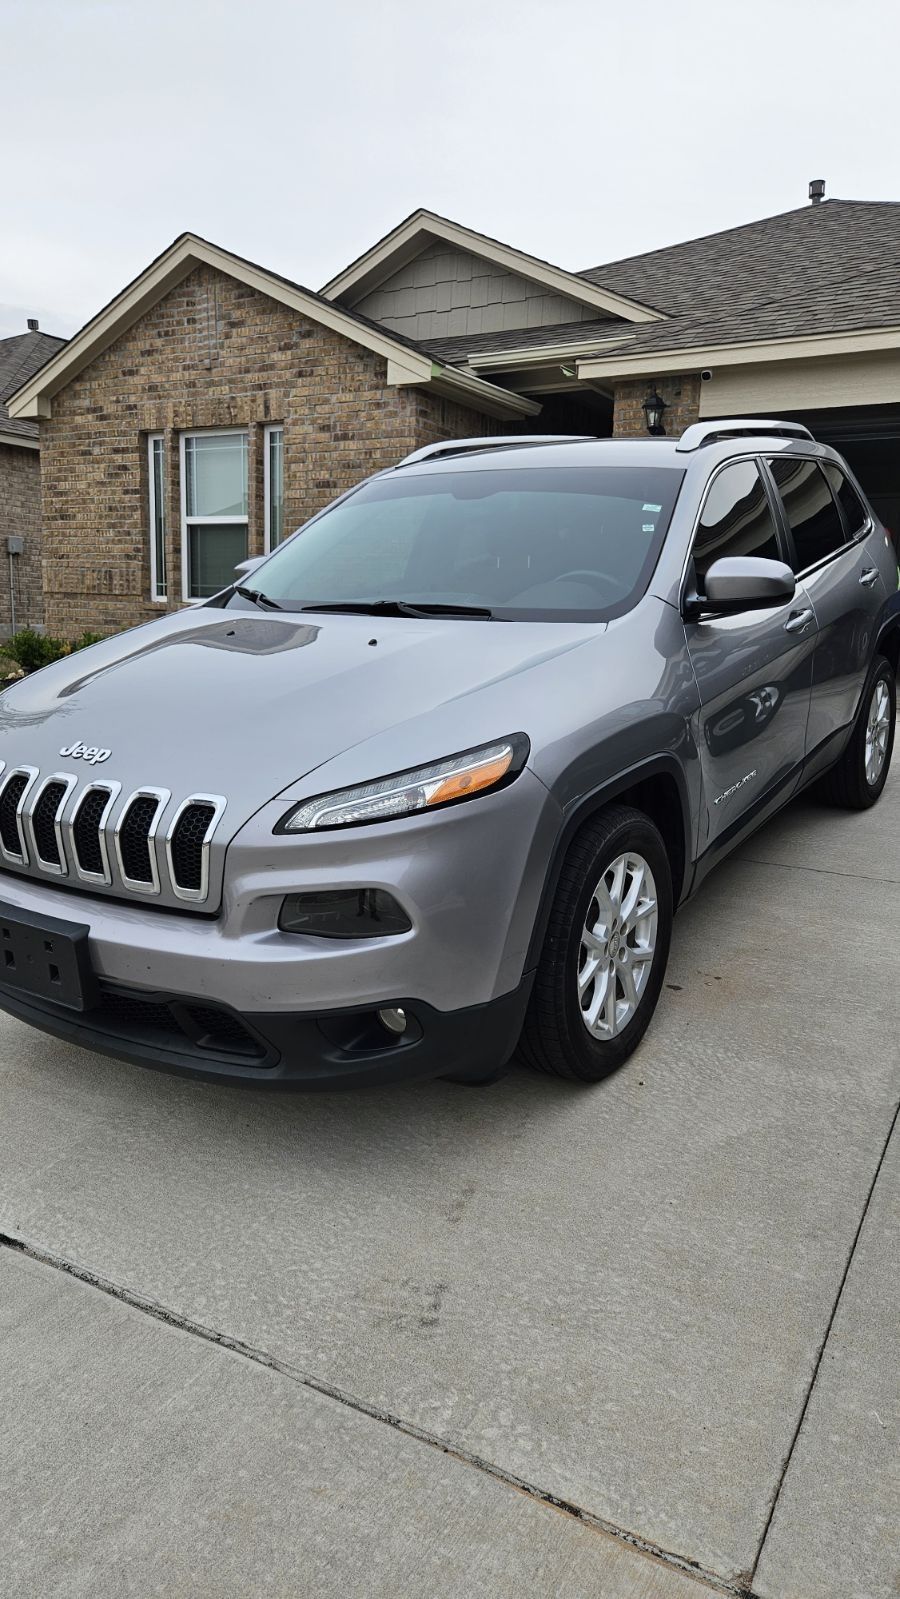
[179,428,249,603]
[147,433,167,604]
[263,424,285,553]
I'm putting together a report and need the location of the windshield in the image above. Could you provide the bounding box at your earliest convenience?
[229,464,684,621]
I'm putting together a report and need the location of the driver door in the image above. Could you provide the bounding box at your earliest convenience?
[683,459,817,863]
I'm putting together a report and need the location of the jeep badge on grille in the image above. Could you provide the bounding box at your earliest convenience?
[59,741,111,765]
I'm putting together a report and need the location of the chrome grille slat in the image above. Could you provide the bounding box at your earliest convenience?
[0,769,224,906]
[66,781,122,886]
[166,794,227,903]
[0,767,39,865]
[24,772,78,877]
[113,787,170,895]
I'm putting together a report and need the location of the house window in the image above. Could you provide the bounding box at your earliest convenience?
[181,430,249,599]
[265,426,285,550]
[148,434,167,601]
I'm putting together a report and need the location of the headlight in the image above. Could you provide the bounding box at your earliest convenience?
[276,734,529,833]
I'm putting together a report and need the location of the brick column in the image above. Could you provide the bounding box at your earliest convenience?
[612,375,701,439]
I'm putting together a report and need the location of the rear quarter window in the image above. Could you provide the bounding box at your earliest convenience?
[767,457,848,573]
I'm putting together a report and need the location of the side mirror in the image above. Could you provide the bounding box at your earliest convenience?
[687,556,796,619]
[233,555,266,583]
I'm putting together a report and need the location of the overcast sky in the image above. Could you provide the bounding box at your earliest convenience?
[2,0,897,340]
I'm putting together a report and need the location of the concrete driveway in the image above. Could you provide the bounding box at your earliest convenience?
[1,773,897,1599]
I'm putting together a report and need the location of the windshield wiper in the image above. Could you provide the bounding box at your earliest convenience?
[298,599,495,619]
[235,584,283,611]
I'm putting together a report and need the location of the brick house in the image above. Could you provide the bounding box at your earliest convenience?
[0,325,65,637]
[8,189,900,636]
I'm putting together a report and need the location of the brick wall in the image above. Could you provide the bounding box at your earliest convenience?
[612,374,701,439]
[0,443,44,637]
[39,265,499,637]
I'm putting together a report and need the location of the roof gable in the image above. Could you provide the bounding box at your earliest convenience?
[322,209,662,325]
[6,234,539,423]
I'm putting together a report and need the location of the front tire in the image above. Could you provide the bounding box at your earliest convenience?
[820,654,895,810]
[519,805,673,1082]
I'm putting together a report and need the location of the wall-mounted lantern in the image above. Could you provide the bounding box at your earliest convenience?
[642,388,668,436]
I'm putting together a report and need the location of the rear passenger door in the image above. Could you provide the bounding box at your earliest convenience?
[764,456,886,777]
[683,459,817,857]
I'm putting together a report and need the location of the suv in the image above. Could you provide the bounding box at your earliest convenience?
[0,420,896,1088]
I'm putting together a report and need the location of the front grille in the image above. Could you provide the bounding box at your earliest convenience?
[183,1003,265,1057]
[117,795,160,884]
[170,802,217,893]
[0,766,225,908]
[73,787,111,876]
[31,781,68,866]
[0,774,29,857]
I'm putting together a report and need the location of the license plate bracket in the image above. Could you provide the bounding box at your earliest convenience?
[0,901,97,1012]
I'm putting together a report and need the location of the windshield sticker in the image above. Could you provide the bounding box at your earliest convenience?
[642,522,655,533]
[643,502,662,512]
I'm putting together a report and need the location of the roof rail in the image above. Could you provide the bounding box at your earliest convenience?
[676,419,815,453]
[397,434,595,467]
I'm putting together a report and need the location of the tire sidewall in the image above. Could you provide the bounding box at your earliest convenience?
[561,816,673,1079]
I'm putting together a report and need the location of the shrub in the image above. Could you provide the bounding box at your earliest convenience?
[71,630,108,652]
[5,629,69,673]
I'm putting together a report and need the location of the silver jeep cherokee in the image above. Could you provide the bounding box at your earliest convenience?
[0,420,896,1088]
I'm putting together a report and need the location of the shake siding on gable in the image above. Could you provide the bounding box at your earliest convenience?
[352,242,599,343]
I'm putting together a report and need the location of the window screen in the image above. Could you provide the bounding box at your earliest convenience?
[768,457,848,572]
[820,463,869,539]
[692,461,781,583]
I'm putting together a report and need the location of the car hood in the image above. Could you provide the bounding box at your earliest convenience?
[0,608,602,826]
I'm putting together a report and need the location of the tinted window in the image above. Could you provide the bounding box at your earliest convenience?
[692,461,780,583]
[820,463,869,539]
[768,457,848,572]
[233,465,684,620]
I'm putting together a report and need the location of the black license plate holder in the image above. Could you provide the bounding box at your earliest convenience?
[0,901,97,1012]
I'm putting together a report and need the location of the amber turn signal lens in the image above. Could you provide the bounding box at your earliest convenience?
[425,750,513,807]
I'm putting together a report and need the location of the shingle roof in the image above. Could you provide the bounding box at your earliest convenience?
[424,318,621,364]
[0,329,67,441]
[575,200,900,358]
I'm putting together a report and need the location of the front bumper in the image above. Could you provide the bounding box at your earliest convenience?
[0,974,533,1089]
[0,769,556,1087]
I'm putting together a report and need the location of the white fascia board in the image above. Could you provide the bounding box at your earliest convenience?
[576,324,900,381]
[8,234,445,419]
[0,430,39,451]
[321,210,662,325]
[387,357,541,420]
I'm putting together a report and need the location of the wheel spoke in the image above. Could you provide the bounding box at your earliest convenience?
[578,953,602,996]
[620,962,638,1011]
[620,863,644,924]
[603,974,619,1034]
[585,965,612,1031]
[607,856,626,913]
[629,941,654,964]
[630,895,657,924]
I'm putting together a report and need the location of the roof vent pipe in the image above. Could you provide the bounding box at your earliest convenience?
[26,318,39,332]
[809,178,826,205]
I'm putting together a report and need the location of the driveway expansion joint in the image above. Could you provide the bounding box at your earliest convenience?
[748,1093,900,1588]
[1,1226,745,1598]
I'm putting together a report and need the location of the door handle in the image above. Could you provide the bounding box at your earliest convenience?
[859,567,880,587]
[784,608,814,634]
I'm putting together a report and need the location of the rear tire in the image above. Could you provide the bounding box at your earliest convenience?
[519,805,673,1082]
[820,654,895,810]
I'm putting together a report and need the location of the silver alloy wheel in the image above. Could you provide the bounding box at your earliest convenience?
[865,678,891,786]
[577,851,658,1040]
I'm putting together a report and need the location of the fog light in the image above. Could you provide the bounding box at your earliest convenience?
[279,888,411,939]
[377,1006,407,1036]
